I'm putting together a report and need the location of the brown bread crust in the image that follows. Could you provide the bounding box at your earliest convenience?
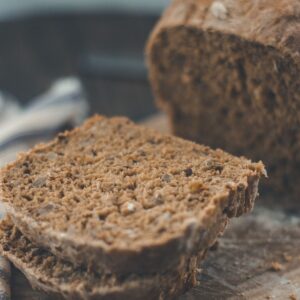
[0,115,265,275]
[147,0,300,207]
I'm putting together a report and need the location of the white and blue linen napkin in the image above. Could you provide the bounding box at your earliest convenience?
[0,77,89,299]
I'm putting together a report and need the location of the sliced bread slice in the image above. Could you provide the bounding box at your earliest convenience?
[147,0,299,206]
[0,217,198,300]
[0,115,265,274]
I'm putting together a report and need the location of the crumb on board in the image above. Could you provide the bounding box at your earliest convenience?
[270,261,284,272]
[283,253,292,262]
[209,240,219,251]
[196,268,202,275]
[289,294,297,300]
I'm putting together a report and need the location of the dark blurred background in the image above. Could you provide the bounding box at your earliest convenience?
[0,0,169,121]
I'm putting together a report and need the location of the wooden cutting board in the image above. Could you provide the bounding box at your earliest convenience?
[10,114,300,300]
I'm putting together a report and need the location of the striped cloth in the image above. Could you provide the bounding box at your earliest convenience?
[0,77,89,299]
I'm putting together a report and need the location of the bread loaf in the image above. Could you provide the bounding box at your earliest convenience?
[0,217,199,300]
[147,0,299,206]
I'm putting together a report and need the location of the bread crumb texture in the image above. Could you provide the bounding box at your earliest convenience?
[0,115,264,249]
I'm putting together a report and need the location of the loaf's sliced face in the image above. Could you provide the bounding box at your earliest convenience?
[0,217,196,300]
[0,115,264,274]
[148,15,300,205]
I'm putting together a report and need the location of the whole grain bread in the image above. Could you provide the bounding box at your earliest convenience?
[147,0,299,207]
[0,217,199,300]
[0,115,265,275]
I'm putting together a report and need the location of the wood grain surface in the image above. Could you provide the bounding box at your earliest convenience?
[9,114,300,300]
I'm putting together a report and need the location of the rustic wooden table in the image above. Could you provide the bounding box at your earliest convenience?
[10,114,300,300]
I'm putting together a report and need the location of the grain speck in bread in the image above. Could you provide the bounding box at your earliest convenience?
[0,115,265,275]
[147,0,298,206]
[0,217,198,300]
